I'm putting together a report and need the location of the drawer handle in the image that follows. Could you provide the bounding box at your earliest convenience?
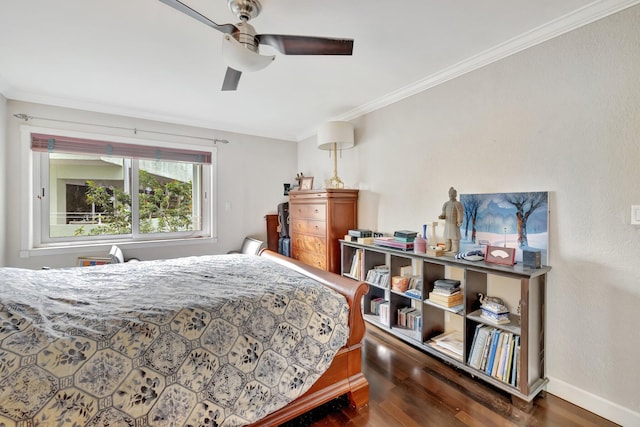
[314,209,319,213]
[314,225,319,230]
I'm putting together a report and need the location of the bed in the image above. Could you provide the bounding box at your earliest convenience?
[0,250,369,426]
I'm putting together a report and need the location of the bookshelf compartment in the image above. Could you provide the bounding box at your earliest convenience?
[341,239,550,404]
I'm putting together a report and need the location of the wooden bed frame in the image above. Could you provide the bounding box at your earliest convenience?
[252,250,370,426]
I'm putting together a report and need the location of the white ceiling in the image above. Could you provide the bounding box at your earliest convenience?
[0,0,636,141]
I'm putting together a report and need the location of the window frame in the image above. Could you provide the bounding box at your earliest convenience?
[21,125,217,252]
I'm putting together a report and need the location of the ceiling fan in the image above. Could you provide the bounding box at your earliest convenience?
[159,0,354,91]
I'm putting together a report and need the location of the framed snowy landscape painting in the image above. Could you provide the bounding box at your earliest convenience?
[459,191,549,264]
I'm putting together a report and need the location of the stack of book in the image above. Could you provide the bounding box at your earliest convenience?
[396,306,422,331]
[404,276,423,299]
[426,330,464,361]
[345,229,375,244]
[349,229,373,238]
[370,297,389,319]
[365,265,390,288]
[393,230,418,242]
[373,230,418,251]
[427,279,463,308]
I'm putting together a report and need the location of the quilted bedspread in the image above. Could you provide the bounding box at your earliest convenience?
[0,254,349,426]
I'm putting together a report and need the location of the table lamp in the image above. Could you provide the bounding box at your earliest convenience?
[317,121,354,188]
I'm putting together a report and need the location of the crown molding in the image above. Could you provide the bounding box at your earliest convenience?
[296,0,640,141]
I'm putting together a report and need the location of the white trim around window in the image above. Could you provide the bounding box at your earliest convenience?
[20,125,218,257]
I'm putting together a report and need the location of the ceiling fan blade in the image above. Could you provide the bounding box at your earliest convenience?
[256,34,353,55]
[222,67,242,91]
[159,0,237,34]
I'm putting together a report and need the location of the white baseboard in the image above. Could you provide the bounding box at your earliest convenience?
[547,376,640,426]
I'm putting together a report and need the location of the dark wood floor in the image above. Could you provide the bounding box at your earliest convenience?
[284,325,619,427]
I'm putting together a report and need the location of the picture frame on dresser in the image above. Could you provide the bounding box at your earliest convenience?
[300,176,314,190]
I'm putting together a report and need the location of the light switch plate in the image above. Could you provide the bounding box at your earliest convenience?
[632,205,640,225]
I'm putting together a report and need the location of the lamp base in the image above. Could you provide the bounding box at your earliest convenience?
[325,176,345,189]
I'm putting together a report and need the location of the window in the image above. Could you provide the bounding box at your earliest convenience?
[27,129,215,248]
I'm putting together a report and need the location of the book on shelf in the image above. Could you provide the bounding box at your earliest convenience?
[344,234,375,244]
[494,332,512,379]
[491,332,505,378]
[348,229,373,238]
[365,265,390,288]
[399,265,413,276]
[373,236,414,251]
[409,311,422,330]
[467,325,492,369]
[379,301,390,325]
[397,306,420,330]
[394,306,421,331]
[370,297,388,315]
[468,326,520,386]
[349,249,364,279]
[511,335,520,387]
[431,287,460,296]
[394,235,416,243]
[479,329,495,372]
[404,289,422,299]
[427,330,464,361]
[485,330,501,375]
[404,276,423,299]
[393,230,418,239]
[504,334,516,382]
[427,291,463,307]
[434,279,461,289]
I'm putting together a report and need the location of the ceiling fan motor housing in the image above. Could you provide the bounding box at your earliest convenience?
[233,21,259,52]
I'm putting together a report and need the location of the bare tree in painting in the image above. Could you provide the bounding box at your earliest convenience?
[462,194,481,243]
[501,192,548,247]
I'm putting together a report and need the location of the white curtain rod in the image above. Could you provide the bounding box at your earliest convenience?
[13,113,230,145]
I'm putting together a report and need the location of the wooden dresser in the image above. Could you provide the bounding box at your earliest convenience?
[289,189,358,274]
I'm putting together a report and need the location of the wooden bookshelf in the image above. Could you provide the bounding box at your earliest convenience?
[341,240,551,406]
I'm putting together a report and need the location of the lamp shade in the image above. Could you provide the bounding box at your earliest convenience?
[222,34,275,73]
[317,121,354,151]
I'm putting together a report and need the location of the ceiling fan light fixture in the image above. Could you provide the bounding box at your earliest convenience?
[222,34,274,73]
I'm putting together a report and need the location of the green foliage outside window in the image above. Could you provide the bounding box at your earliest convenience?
[74,170,193,236]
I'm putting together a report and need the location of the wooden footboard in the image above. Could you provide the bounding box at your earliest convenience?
[253,250,370,426]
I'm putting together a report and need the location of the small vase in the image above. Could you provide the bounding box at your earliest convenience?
[414,234,426,253]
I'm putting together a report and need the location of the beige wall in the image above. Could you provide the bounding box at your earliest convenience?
[299,5,640,425]
[5,101,296,268]
[0,94,6,265]
[2,5,638,425]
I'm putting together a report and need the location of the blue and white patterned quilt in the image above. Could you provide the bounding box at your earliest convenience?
[0,254,349,426]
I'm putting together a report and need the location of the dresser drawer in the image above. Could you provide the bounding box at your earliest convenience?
[290,218,326,237]
[290,203,326,221]
[292,250,327,270]
[291,235,326,254]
